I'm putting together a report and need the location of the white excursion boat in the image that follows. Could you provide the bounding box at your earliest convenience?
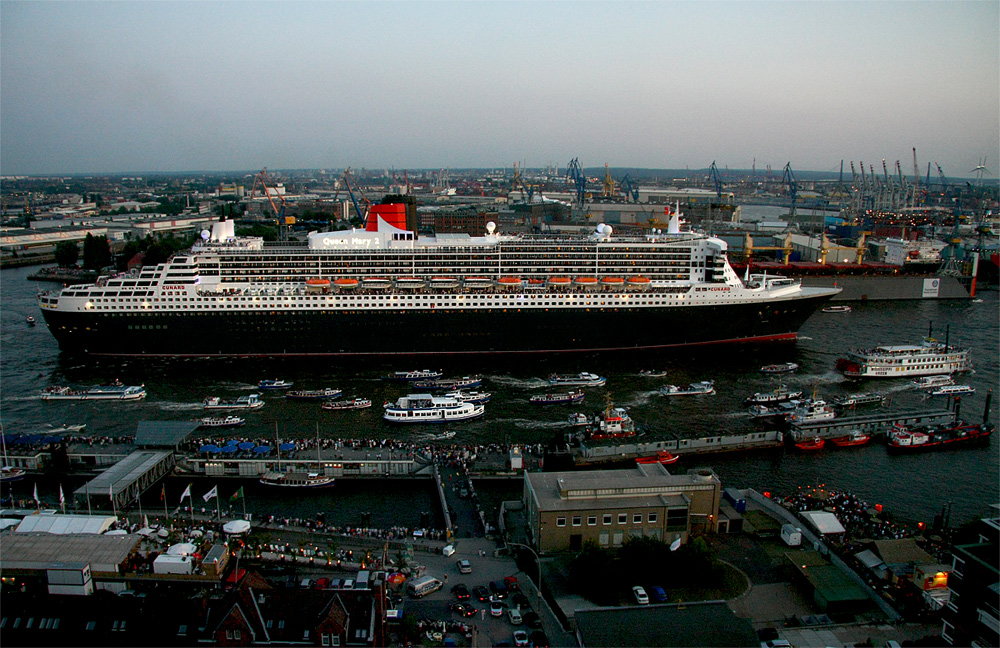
[836,333,972,379]
[638,370,667,378]
[286,388,342,400]
[660,381,715,396]
[321,398,373,411]
[760,362,799,375]
[259,471,335,488]
[831,392,885,408]
[197,415,246,429]
[745,385,803,405]
[821,305,852,313]
[40,383,147,401]
[203,394,264,410]
[443,390,492,404]
[912,375,955,389]
[414,375,483,390]
[385,370,443,381]
[258,379,293,389]
[548,373,607,387]
[383,394,485,423]
[927,385,976,397]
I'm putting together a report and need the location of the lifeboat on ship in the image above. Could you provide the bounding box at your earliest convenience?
[333,278,359,289]
[627,276,651,289]
[362,277,392,290]
[464,276,492,289]
[574,276,599,288]
[430,277,460,289]
[636,450,678,465]
[396,277,426,290]
[547,276,572,288]
[305,277,331,293]
[497,276,522,288]
[601,276,625,288]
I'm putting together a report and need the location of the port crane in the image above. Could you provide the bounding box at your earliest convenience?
[342,168,371,225]
[249,168,290,238]
[782,163,798,218]
[708,161,723,199]
[566,158,587,207]
[619,173,640,203]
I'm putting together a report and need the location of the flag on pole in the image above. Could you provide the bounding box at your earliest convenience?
[670,537,682,552]
[59,484,65,505]
[203,485,218,502]
[230,487,244,503]
[33,483,39,503]
[160,485,165,501]
[180,483,192,505]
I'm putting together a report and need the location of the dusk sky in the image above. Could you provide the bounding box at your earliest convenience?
[1,1,997,177]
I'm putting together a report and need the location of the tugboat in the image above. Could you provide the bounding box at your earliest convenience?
[587,406,637,440]
[786,399,836,424]
[794,437,825,451]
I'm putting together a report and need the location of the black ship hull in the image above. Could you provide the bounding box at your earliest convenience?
[40,292,834,357]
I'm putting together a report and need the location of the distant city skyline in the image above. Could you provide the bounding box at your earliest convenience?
[1,1,997,178]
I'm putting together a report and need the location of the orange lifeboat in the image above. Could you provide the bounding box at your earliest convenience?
[574,276,599,287]
[305,277,331,293]
[627,276,651,289]
[547,276,572,286]
[333,278,359,288]
[601,276,625,286]
[497,276,522,287]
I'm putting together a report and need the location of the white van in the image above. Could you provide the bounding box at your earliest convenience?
[780,524,802,547]
[406,575,443,598]
[442,544,456,557]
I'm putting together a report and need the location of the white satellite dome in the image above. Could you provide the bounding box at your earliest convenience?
[486,221,496,234]
[597,223,607,234]
[603,225,613,237]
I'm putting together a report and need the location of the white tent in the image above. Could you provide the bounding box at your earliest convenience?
[167,542,198,556]
[799,510,846,535]
[15,513,117,535]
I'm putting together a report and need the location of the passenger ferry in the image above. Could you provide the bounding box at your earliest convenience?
[197,415,246,429]
[835,336,972,379]
[385,370,443,381]
[286,388,342,400]
[660,381,715,396]
[35,204,839,356]
[321,398,372,411]
[259,471,335,488]
[203,394,264,410]
[41,383,147,401]
[548,373,607,387]
[383,393,485,423]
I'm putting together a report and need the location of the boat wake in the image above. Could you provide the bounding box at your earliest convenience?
[486,376,549,389]
[496,418,573,430]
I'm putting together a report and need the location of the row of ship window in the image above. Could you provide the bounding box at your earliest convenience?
[557,512,660,527]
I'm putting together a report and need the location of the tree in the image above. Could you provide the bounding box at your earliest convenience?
[82,233,111,270]
[54,241,79,267]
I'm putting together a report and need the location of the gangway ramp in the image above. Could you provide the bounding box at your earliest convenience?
[74,450,175,511]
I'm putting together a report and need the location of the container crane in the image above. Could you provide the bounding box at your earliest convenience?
[708,161,723,199]
[619,173,640,203]
[602,164,615,198]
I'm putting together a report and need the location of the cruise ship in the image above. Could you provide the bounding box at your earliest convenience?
[36,203,839,356]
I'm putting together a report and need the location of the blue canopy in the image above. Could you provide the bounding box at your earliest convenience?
[220,445,238,453]
[253,445,271,454]
[224,439,239,446]
[278,443,296,451]
[238,442,255,450]
[199,444,221,453]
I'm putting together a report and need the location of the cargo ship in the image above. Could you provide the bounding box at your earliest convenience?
[36,204,838,356]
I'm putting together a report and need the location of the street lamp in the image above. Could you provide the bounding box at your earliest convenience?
[505,541,541,609]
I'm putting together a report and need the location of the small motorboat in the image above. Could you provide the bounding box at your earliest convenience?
[830,431,871,447]
[926,385,975,397]
[567,412,590,426]
[761,362,799,375]
[258,379,293,389]
[794,437,825,451]
[548,372,607,387]
[636,451,678,465]
[443,390,492,404]
[660,381,715,396]
[638,370,667,378]
[26,316,36,326]
[821,305,852,313]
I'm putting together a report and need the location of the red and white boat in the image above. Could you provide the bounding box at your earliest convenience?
[794,437,825,451]
[887,420,993,453]
[829,430,871,448]
[636,451,678,465]
[587,406,638,440]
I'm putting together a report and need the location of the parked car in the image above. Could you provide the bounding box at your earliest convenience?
[504,575,520,591]
[472,585,490,602]
[314,578,330,589]
[650,585,667,602]
[513,630,529,647]
[490,599,505,617]
[457,559,472,574]
[522,611,541,629]
[507,608,523,625]
[490,579,509,599]
[448,602,477,618]
[451,583,470,600]
[632,585,649,605]
[529,630,550,647]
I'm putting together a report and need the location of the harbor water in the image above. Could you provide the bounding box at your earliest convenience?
[2,265,998,530]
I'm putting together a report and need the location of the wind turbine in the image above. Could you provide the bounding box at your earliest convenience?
[970,156,991,187]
